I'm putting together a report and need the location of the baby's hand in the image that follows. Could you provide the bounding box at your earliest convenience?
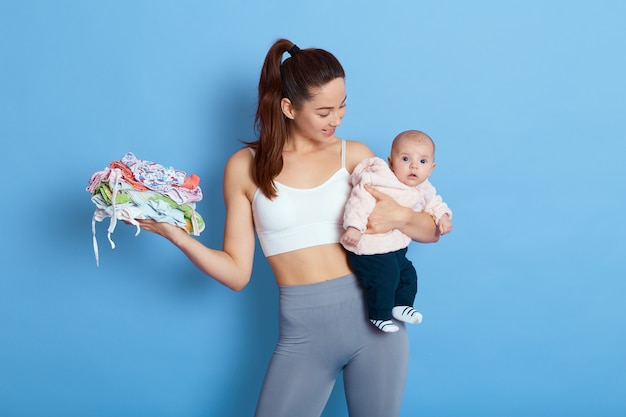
[438,215,453,235]
[341,227,363,246]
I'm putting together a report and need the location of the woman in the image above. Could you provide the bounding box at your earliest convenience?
[137,38,439,417]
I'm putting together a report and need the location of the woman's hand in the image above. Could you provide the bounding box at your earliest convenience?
[133,219,187,244]
[364,184,440,243]
[364,185,410,234]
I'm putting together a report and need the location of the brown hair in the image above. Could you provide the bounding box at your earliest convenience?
[246,38,345,198]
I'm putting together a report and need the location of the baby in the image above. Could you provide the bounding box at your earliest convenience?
[341,130,452,332]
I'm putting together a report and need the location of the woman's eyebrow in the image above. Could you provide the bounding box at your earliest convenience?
[315,96,347,110]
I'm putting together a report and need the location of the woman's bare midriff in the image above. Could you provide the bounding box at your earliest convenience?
[267,243,353,286]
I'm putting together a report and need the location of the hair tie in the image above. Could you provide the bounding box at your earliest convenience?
[288,45,300,57]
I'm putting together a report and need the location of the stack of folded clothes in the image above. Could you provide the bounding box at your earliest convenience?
[87,152,205,265]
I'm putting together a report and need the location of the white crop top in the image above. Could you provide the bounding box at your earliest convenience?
[251,140,351,257]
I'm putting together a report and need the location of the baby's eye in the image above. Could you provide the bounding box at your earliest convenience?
[420,159,428,164]
[402,156,410,162]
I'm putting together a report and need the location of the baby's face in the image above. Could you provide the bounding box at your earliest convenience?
[388,140,436,187]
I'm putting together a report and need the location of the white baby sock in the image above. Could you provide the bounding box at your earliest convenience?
[392,306,423,324]
[370,319,399,333]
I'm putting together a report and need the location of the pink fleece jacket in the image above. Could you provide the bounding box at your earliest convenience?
[342,157,451,255]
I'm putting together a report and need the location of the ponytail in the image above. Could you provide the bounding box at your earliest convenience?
[247,38,345,199]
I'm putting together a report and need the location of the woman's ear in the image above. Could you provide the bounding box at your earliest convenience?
[281,98,295,120]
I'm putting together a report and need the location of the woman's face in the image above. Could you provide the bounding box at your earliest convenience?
[288,77,346,142]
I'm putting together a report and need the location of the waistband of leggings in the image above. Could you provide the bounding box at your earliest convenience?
[278,273,362,309]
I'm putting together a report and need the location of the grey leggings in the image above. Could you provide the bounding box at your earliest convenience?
[254,274,410,417]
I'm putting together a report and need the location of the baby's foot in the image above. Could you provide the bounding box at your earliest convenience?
[370,319,399,333]
[392,306,423,324]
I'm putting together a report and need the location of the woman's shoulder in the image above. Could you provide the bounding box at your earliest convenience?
[225,146,256,169]
[343,139,376,172]
[224,147,256,194]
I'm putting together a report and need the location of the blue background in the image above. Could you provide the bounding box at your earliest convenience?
[1,1,625,416]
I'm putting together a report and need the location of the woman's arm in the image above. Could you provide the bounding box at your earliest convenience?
[364,184,440,243]
[136,149,256,291]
